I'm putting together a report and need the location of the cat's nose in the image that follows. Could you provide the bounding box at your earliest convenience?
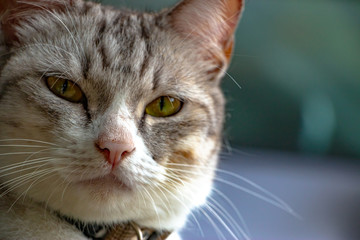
[98,141,135,168]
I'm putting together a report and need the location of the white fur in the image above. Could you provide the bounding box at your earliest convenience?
[0,0,243,239]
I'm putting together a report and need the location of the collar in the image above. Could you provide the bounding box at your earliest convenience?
[105,222,171,240]
[62,216,171,240]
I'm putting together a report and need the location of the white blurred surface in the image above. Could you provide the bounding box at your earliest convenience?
[180,150,360,240]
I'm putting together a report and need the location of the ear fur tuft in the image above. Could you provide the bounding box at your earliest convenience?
[169,0,244,67]
[0,0,73,45]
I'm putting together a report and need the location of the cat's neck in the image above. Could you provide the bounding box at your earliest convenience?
[59,215,171,240]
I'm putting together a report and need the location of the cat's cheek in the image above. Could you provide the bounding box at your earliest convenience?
[162,135,219,205]
[167,135,218,166]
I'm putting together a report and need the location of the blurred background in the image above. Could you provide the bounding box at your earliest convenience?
[100,0,360,239]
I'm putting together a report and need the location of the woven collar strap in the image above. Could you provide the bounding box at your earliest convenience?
[60,214,171,240]
[104,222,171,240]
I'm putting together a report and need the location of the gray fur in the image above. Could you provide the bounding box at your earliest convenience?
[0,0,242,239]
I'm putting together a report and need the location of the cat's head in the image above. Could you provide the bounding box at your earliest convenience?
[0,0,243,230]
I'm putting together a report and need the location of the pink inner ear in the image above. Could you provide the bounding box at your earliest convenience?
[0,0,72,44]
[223,0,243,40]
[170,0,244,48]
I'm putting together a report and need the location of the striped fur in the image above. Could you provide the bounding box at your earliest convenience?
[0,0,243,239]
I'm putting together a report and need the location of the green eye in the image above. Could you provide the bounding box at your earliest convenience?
[46,76,84,103]
[145,96,183,117]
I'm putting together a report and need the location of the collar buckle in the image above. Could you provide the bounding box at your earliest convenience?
[104,221,171,240]
[129,221,143,240]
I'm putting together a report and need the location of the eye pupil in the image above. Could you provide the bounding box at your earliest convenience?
[159,96,165,111]
[61,80,68,94]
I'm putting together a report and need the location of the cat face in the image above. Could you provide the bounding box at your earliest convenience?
[0,0,243,230]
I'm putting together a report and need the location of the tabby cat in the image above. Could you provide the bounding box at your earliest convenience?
[0,0,243,239]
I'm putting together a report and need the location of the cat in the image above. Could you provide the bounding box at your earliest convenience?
[0,0,244,239]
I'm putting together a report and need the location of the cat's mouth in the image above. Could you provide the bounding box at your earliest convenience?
[77,174,131,191]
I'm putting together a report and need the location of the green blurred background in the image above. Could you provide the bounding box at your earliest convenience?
[102,0,360,160]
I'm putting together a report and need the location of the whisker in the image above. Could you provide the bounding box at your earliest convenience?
[218,177,293,214]
[0,145,51,148]
[0,160,53,177]
[138,185,148,209]
[151,184,173,216]
[8,168,63,212]
[0,161,57,189]
[208,197,250,240]
[164,172,245,239]
[0,139,59,146]
[212,188,251,239]
[0,168,56,198]
[166,164,299,218]
[54,135,73,144]
[0,157,64,186]
[166,162,297,215]
[142,186,161,227]
[23,148,69,163]
[199,206,227,240]
[206,200,240,240]
[230,53,259,58]
[0,157,53,171]
[61,168,79,202]
[219,148,258,158]
[78,166,93,181]
[44,175,65,212]
[155,182,204,237]
[221,67,242,90]
[0,152,41,156]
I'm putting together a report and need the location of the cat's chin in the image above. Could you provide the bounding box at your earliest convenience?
[76,174,132,192]
[37,172,212,231]
[45,183,194,231]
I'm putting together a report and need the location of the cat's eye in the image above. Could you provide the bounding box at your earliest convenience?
[46,76,84,103]
[145,96,183,117]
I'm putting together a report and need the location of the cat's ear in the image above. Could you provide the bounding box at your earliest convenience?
[0,0,72,45]
[169,0,244,76]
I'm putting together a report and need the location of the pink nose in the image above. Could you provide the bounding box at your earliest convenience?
[99,141,135,168]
